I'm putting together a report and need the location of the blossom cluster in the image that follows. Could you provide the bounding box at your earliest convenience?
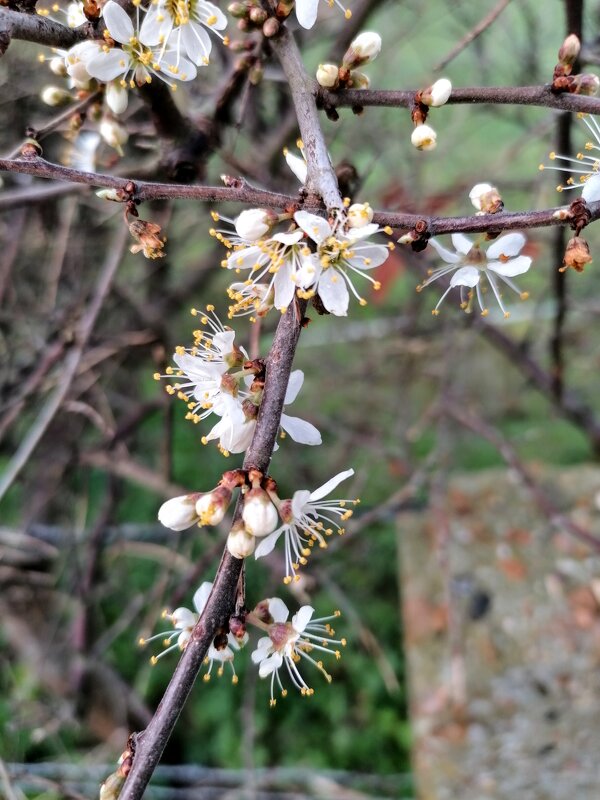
[154,306,320,454]
[214,202,392,318]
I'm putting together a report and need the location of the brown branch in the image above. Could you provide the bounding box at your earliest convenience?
[0,7,91,50]
[319,83,600,114]
[3,155,600,234]
[433,0,513,72]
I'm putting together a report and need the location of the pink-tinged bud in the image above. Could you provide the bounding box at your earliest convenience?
[229,614,247,642]
[469,183,503,214]
[158,494,200,531]
[342,32,382,69]
[411,123,437,151]
[420,78,452,107]
[242,487,278,537]
[347,202,374,228]
[195,485,232,526]
[561,236,592,272]
[227,2,247,18]
[316,63,340,89]
[234,208,276,241]
[558,34,580,67]
[249,6,267,24]
[252,599,273,624]
[227,528,256,558]
[262,17,280,37]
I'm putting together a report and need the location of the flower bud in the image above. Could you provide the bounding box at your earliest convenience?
[242,487,278,537]
[342,32,382,69]
[105,82,129,115]
[41,86,73,107]
[349,70,370,89]
[262,17,280,37]
[421,77,452,107]
[316,63,340,89]
[158,494,200,531]
[227,528,256,558]
[469,183,503,214]
[227,1,248,18]
[195,485,232,526]
[558,33,580,67]
[570,73,600,96]
[249,6,267,24]
[49,56,68,77]
[100,117,128,155]
[411,123,437,151]
[234,208,275,241]
[96,188,123,201]
[562,235,592,272]
[347,202,374,228]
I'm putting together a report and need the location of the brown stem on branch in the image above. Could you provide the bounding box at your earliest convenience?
[0,7,91,50]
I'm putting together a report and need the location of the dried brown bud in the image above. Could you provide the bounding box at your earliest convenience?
[129,219,166,260]
[83,0,100,20]
[262,17,280,37]
[561,235,592,272]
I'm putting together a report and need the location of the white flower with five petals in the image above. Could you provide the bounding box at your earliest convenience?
[140,0,227,67]
[421,233,532,317]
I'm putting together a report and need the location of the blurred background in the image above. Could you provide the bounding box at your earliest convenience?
[2,0,600,797]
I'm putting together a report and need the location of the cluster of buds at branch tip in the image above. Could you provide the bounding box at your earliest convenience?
[228,0,279,36]
[158,470,246,531]
[317,32,380,102]
[469,183,503,214]
[552,34,600,95]
[561,236,592,272]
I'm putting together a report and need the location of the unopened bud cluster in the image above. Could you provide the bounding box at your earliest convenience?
[316,32,382,92]
[552,34,600,95]
[411,78,452,152]
[158,469,246,531]
[228,0,278,39]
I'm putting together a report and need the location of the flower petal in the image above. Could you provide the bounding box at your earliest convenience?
[582,173,600,203]
[294,210,331,244]
[271,230,304,246]
[450,266,480,288]
[280,413,322,445]
[103,1,134,44]
[284,370,304,404]
[285,151,308,184]
[317,268,349,316]
[487,255,532,277]
[292,605,314,633]
[254,528,283,559]
[259,652,283,677]
[346,243,389,270]
[486,233,526,259]
[428,238,462,263]
[291,489,311,518]
[273,261,296,311]
[451,233,474,255]
[309,468,354,502]
[86,49,128,82]
[269,597,289,623]
[192,582,213,615]
[295,0,319,28]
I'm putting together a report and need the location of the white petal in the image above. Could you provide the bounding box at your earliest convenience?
[346,243,389,270]
[171,607,196,630]
[451,233,474,255]
[191,582,213,615]
[103,1,134,44]
[197,1,228,29]
[182,22,212,65]
[284,370,304,405]
[582,173,600,202]
[317,268,349,316]
[486,233,526,259]
[259,652,283,677]
[271,230,304,246]
[273,262,296,311]
[292,605,314,633]
[295,0,319,28]
[269,597,289,623]
[294,211,331,244]
[86,50,128,82]
[291,490,311,518]
[227,245,268,271]
[293,253,321,289]
[487,255,532,277]
[251,637,272,663]
[346,223,380,240]
[428,238,461,264]
[309,468,354,502]
[159,50,198,81]
[280,413,322,445]
[285,151,308,184]
[450,266,480,288]
[254,528,283,559]
[139,10,166,46]
[105,82,128,115]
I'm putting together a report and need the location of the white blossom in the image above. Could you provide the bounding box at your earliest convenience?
[423,77,452,107]
[420,233,532,317]
[540,113,600,203]
[347,202,374,228]
[316,63,339,89]
[255,469,356,583]
[141,582,246,681]
[227,528,256,558]
[251,599,345,705]
[84,1,198,90]
[140,0,227,67]
[158,494,200,531]
[344,31,381,67]
[411,123,437,151]
[234,208,275,242]
[242,487,279,538]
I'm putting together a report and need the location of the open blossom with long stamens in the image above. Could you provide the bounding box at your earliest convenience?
[250,598,346,705]
[255,469,357,584]
[419,233,532,317]
[539,113,600,203]
[140,582,247,682]
[140,0,228,67]
[295,0,351,29]
[82,1,198,90]
[292,210,391,316]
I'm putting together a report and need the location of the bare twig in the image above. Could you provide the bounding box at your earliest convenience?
[433,0,513,72]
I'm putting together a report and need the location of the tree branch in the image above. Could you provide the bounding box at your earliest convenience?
[0,7,90,49]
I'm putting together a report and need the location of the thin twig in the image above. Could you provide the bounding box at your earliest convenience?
[433,0,513,72]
